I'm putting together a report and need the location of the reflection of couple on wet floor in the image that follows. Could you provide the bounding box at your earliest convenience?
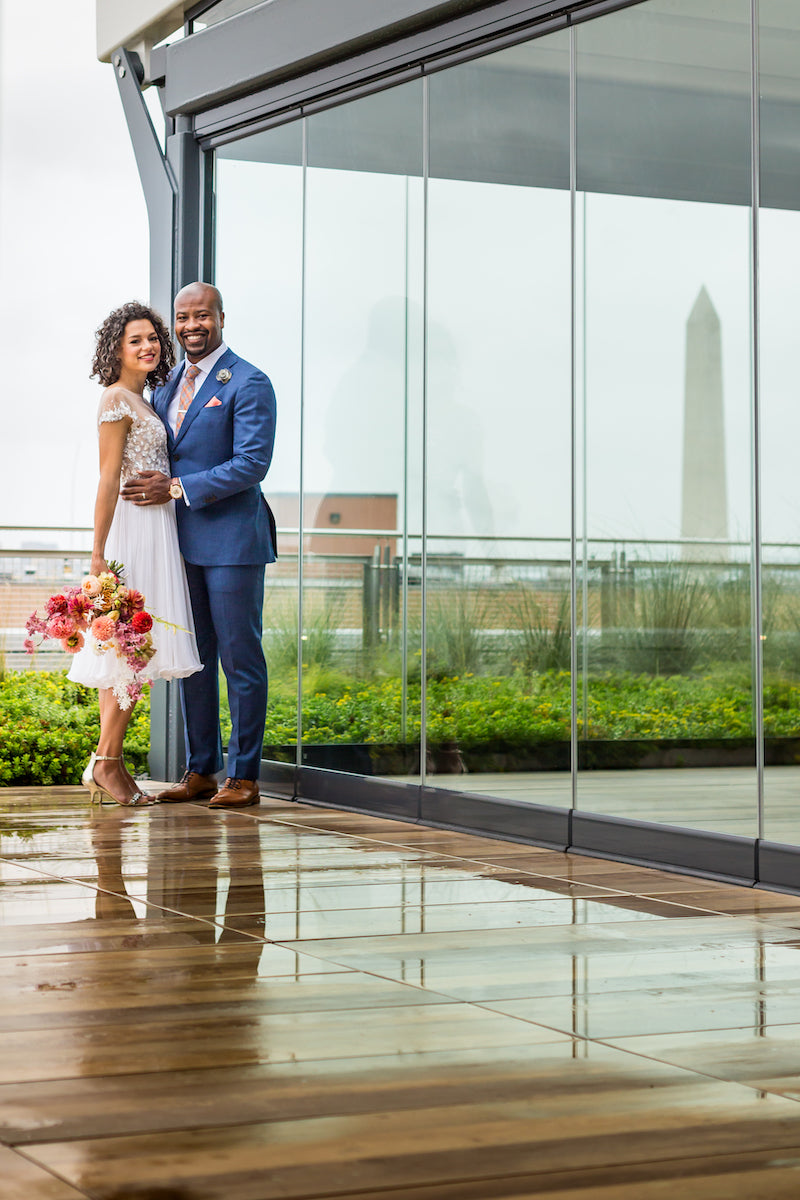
[90,809,266,950]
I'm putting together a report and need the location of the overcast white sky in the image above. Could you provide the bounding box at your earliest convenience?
[0,0,148,536]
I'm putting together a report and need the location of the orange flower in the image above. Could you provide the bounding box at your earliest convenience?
[61,630,85,654]
[90,614,117,643]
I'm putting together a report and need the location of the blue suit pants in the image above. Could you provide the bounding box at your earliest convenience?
[181,562,267,781]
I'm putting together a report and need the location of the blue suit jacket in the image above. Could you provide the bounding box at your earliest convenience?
[153,348,277,566]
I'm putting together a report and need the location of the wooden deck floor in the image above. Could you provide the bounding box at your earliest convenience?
[2,787,800,1198]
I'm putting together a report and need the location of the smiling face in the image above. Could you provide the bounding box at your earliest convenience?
[117,319,161,378]
[174,284,224,363]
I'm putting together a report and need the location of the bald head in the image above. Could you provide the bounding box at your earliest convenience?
[174,282,225,362]
[175,282,224,314]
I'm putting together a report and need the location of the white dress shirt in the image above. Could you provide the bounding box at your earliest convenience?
[166,341,229,435]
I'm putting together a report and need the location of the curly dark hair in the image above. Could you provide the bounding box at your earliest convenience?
[91,301,175,388]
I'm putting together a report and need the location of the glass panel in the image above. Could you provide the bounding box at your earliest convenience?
[425,32,572,806]
[576,0,756,835]
[760,0,800,846]
[303,83,424,780]
[216,122,304,782]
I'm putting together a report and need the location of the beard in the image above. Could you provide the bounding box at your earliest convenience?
[180,332,217,358]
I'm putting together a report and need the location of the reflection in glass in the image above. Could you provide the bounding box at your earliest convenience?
[760,1,800,846]
[425,32,572,806]
[575,0,756,834]
[303,83,424,777]
[216,123,303,780]
[206,0,800,854]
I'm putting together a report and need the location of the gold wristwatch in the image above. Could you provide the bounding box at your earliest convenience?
[169,478,183,500]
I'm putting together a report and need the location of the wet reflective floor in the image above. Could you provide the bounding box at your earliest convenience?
[2,789,800,1197]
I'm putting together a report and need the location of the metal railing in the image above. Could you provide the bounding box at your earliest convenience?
[4,526,800,674]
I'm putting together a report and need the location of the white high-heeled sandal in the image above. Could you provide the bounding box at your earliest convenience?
[81,752,97,790]
[87,755,153,807]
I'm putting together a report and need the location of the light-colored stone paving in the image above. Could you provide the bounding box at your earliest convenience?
[2,787,800,1198]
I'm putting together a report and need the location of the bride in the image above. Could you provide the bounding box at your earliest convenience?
[68,302,201,805]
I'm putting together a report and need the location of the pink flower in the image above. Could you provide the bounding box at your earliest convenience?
[61,631,85,654]
[90,614,117,642]
[82,575,101,597]
[67,592,94,626]
[23,636,36,654]
[25,612,47,636]
[127,589,145,612]
[46,593,69,616]
[48,615,76,640]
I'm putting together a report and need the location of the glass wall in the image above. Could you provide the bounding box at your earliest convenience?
[216,122,304,777]
[426,35,572,804]
[760,1,800,847]
[212,0,800,847]
[575,0,756,835]
[303,84,424,778]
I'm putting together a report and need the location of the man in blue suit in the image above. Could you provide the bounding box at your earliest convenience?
[121,282,276,808]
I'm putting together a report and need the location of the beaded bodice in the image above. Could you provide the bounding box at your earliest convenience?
[98,389,169,484]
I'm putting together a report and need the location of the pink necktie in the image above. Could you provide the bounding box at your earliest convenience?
[175,364,201,432]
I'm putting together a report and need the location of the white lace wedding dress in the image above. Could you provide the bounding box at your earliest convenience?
[68,386,201,693]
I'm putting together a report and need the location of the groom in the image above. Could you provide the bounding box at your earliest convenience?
[122,282,277,808]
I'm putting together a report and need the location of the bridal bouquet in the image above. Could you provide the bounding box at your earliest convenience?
[25,562,156,709]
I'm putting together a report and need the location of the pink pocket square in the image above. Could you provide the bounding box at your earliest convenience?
[205,397,223,407]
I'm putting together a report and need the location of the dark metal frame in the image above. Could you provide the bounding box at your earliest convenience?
[160,0,643,143]
[112,47,213,783]
[111,0,800,893]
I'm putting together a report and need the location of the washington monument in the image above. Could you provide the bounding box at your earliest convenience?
[681,285,729,561]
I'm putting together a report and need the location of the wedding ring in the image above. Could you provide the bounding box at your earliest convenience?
[141,492,146,500]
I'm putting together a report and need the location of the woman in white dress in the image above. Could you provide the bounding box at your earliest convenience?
[68,302,201,805]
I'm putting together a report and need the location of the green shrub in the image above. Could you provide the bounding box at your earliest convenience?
[264,599,343,675]
[505,588,571,674]
[423,592,491,678]
[599,562,710,676]
[0,672,149,786]
[5,665,800,788]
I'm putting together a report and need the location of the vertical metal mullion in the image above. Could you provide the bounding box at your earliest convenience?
[420,74,430,801]
[569,23,579,814]
[202,147,217,282]
[580,196,589,748]
[296,119,308,779]
[750,0,764,842]
[402,176,410,746]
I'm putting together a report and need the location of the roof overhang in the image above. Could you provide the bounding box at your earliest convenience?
[96,0,185,62]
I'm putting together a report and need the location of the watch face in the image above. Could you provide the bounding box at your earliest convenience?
[169,483,182,499]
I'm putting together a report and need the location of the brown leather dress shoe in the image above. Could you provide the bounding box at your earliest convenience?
[157,771,219,803]
[207,778,261,808]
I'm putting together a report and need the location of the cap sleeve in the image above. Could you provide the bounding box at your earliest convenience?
[98,387,134,426]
